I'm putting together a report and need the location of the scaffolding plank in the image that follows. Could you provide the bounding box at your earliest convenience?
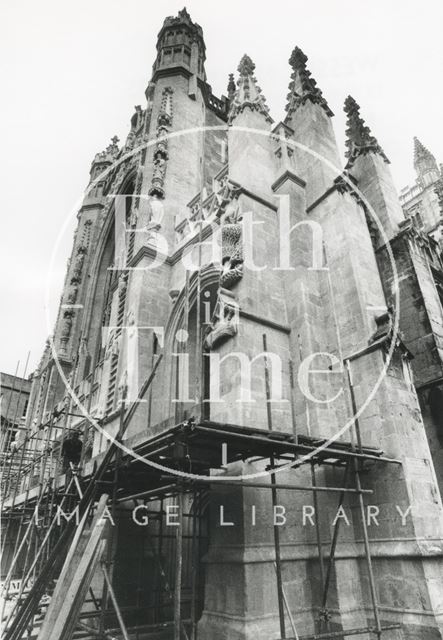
[38,495,109,640]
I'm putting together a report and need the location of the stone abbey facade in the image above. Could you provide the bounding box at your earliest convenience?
[3,8,443,640]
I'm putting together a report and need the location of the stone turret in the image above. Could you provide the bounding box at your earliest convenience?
[414,136,440,187]
[152,7,206,83]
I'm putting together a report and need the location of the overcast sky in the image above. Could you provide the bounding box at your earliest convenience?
[1,0,442,376]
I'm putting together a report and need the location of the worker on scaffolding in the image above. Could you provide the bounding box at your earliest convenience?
[61,429,82,474]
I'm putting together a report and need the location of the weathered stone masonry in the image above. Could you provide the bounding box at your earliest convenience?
[3,8,443,640]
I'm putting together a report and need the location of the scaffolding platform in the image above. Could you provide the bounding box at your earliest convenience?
[1,413,404,640]
[2,418,401,510]
[88,419,401,504]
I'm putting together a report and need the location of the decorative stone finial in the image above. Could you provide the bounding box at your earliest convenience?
[238,54,255,76]
[178,7,191,21]
[92,135,120,167]
[414,136,431,159]
[289,46,308,70]
[285,46,333,118]
[413,137,439,176]
[227,73,236,100]
[228,55,273,124]
[344,95,389,168]
[105,136,119,158]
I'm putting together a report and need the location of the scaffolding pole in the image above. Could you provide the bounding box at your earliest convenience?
[190,490,200,640]
[101,565,130,640]
[1,420,30,554]
[2,430,54,586]
[174,486,184,640]
[10,477,76,611]
[310,462,329,634]
[321,463,350,614]
[3,356,164,640]
[263,334,287,639]
[99,399,125,637]
[346,359,382,639]
[2,351,403,640]
[1,475,53,625]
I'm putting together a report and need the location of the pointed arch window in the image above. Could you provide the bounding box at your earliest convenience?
[170,276,219,423]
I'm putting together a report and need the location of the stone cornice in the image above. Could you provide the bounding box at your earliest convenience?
[129,244,171,269]
[78,201,105,213]
[231,180,278,212]
[271,169,306,193]
[306,173,361,215]
[271,121,295,138]
[151,65,193,84]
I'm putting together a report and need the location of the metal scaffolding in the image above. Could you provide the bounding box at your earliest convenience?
[1,364,403,639]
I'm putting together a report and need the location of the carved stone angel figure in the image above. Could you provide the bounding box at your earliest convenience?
[204,295,239,351]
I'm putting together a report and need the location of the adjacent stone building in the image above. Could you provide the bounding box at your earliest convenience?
[2,9,443,640]
[400,137,443,247]
[0,372,31,454]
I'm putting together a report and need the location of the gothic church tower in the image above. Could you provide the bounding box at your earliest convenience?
[6,9,443,640]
